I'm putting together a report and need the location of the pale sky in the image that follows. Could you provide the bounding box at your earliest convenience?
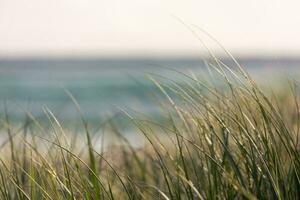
[0,0,300,58]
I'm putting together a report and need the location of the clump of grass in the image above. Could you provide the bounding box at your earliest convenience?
[0,56,299,200]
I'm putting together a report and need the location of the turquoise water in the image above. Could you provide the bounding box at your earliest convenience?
[0,57,300,123]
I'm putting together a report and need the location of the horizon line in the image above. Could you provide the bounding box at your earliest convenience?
[1,53,300,61]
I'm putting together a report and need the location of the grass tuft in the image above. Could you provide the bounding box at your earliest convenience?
[0,57,299,199]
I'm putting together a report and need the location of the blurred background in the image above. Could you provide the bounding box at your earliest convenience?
[0,0,300,123]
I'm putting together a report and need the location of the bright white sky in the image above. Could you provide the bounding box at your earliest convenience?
[0,0,300,58]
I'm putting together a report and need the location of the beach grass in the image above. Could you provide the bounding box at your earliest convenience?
[0,57,299,200]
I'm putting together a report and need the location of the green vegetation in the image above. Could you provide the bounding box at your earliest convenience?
[0,57,299,200]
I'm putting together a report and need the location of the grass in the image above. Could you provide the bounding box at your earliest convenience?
[0,56,299,200]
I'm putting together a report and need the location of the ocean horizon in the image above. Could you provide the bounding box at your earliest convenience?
[1,57,299,123]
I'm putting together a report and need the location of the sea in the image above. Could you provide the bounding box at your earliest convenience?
[0,57,300,125]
